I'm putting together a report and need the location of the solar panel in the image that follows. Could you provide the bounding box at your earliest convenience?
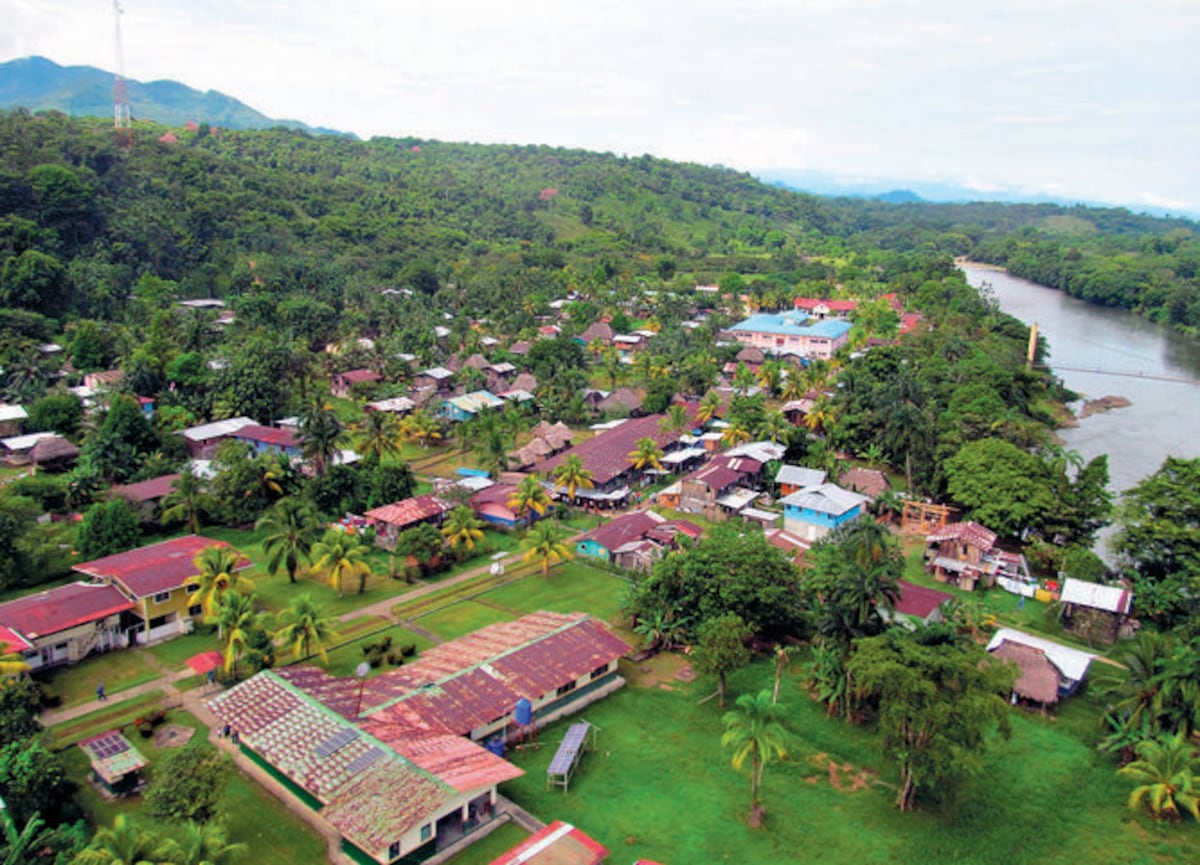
[547,723,589,775]
[345,746,385,776]
[312,727,359,758]
[87,732,130,759]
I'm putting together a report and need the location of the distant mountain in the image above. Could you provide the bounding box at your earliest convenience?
[0,55,352,138]
[754,167,1200,220]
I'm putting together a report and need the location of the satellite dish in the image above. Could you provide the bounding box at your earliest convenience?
[355,662,371,679]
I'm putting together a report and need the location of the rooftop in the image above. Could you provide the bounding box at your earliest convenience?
[535,413,689,486]
[893,580,953,620]
[0,581,133,641]
[74,535,244,598]
[780,483,868,516]
[729,313,852,339]
[926,521,998,552]
[234,424,298,449]
[365,494,449,528]
[111,473,181,504]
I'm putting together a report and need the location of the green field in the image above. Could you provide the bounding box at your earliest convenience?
[497,658,1200,865]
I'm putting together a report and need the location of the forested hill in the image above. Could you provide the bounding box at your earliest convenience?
[0,109,1196,335]
[0,56,348,137]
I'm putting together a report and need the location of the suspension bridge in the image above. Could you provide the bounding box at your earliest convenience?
[1038,364,1198,385]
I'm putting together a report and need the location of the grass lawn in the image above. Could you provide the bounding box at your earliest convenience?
[36,648,167,708]
[497,658,1200,865]
[46,690,167,750]
[449,822,529,865]
[145,631,223,669]
[479,562,630,626]
[415,601,515,642]
[59,708,326,865]
[321,623,435,678]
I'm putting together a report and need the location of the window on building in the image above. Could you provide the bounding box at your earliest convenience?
[590,664,610,681]
[188,604,203,617]
[388,841,401,861]
[556,680,577,698]
[420,824,432,842]
[186,583,200,594]
[153,591,171,604]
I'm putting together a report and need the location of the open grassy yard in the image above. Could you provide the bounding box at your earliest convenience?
[415,600,515,641]
[36,646,168,708]
[57,708,326,865]
[478,562,630,626]
[496,658,1200,865]
[320,622,435,678]
[449,821,529,865]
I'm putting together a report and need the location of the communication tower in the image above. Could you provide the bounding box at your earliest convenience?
[112,1,132,145]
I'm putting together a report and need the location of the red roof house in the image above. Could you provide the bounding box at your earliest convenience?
[332,369,383,398]
[890,580,954,625]
[0,582,134,669]
[366,495,450,550]
[535,413,690,491]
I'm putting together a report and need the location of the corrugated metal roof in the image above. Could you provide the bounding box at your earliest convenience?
[365,494,448,528]
[1059,578,1133,614]
[986,628,1095,683]
[926,521,998,552]
[0,581,133,639]
[74,535,244,598]
[178,416,256,442]
[780,483,867,516]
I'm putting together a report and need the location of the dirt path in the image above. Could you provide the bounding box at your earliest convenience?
[40,665,193,726]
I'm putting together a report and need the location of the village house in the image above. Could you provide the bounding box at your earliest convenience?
[838,467,891,500]
[365,397,416,416]
[884,580,955,628]
[675,455,763,522]
[775,465,826,497]
[727,312,852,359]
[365,494,450,550]
[413,367,455,393]
[792,297,858,320]
[596,387,644,417]
[575,510,702,570]
[440,390,505,423]
[0,404,27,437]
[469,482,539,530]
[1058,577,1135,643]
[780,483,868,541]
[924,521,999,591]
[576,321,614,347]
[1,431,59,466]
[986,627,1096,709]
[177,416,257,458]
[208,611,629,865]
[110,473,181,523]
[233,424,301,459]
[0,581,133,670]
[331,369,382,398]
[30,435,80,472]
[534,413,689,506]
[73,535,247,645]
[762,527,812,563]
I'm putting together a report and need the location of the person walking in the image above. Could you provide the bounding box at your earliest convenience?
[96,683,106,701]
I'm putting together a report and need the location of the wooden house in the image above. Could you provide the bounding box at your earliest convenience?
[924,521,998,591]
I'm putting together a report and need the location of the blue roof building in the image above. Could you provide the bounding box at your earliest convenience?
[729,312,852,359]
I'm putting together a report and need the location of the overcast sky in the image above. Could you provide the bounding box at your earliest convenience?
[3,0,1198,211]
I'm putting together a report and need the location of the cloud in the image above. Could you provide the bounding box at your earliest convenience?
[1138,192,1194,212]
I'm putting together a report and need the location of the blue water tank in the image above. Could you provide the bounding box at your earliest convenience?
[486,736,506,758]
[514,698,533,727]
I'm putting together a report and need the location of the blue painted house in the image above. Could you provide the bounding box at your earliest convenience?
[780,483,868,541]
[440,391,505,423]
[232,424,302,458]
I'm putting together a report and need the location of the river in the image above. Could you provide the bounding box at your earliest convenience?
[959,263,1200,495]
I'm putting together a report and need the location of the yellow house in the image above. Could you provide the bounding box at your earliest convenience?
[73,535,246,646]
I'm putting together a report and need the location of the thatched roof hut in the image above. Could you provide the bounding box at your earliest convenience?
[30,435,79,471]
[990,639,1060,705]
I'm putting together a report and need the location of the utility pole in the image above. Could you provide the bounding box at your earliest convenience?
[112,0,132,146]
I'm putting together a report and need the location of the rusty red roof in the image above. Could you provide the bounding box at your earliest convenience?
[234,424,298,449]
[111,473,181,504]
[370,730,522,793]
[926,521,998,552]
[578,510,667,554]
[74,535,242,598]
[490,821,609,865]
[365,494,448,528]
[0,582,133,640]
[893,580,954,620]
[794,297,857,312]
[337,369,382,384]
[535,414,688,486]
[838,467,890,499]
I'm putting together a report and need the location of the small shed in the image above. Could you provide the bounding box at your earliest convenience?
[79,730,148,797]
[30,435,80,472]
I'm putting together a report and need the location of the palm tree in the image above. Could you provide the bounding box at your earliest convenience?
[659,403,691,437]
[441,505,486,551]
[721,689,789,828]
[1118,731,1200,821]
[311,529,371,599]
[696,391,723,424]
[74,814,176,865]
[188,546,252,620]
[256,498,320,584]
[274,593,339,664]
[758,409,789,445]
[507,475,551,523]
[520,520,574,578]
[628,437,665,472]
[214,591,258,680]
[552,453,594,502]
[803,395,836,435]
[720,423,752,447]
[297,401,346,477]
[170,821,248,865]
[778,374,805,403]
[0,808,45,865]
[354,411,402,462]
[160,472,209,533]
[401,409,443,451]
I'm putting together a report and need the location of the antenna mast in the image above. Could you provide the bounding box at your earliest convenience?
[112,1,132,143]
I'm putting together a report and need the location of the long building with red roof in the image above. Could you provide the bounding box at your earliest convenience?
[0,582,133,670]
[533,413,690,493]
[208,611,631,865]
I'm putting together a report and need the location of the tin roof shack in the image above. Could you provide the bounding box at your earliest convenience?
[0,582,133,671]
[79,730,147,797]
[780,483,868,542]
[365,495,450,551]
[575,510,701,569]
[677,455,763,522]
[1058,577,1135,643]
[177,416,257,458]
[111,473,181,523]
[331,369,382,398]
[924,521,999,591]
[208,611,629,864]
[986,628,1097,710]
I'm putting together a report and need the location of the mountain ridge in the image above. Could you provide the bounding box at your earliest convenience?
[0,55,352,138]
